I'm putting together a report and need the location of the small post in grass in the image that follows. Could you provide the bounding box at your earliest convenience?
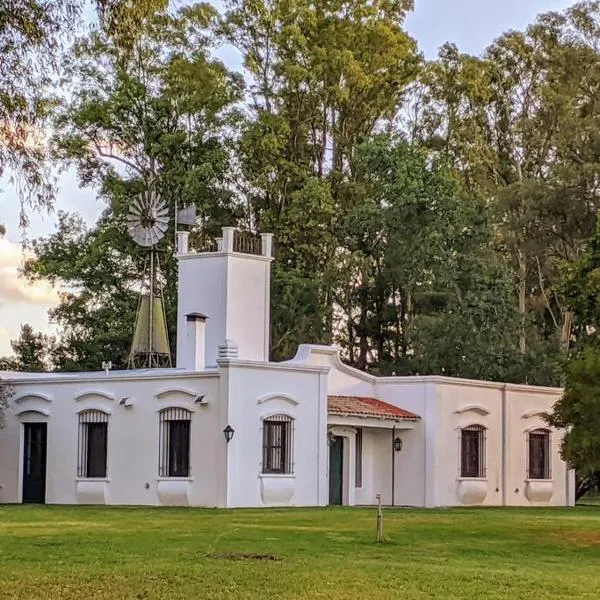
[376,494,384,543]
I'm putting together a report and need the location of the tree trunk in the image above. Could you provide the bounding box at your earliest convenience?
[518,250,527,354]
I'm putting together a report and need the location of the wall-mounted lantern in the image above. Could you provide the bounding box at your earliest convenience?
[223,425,235,443]
[393,437,403,452]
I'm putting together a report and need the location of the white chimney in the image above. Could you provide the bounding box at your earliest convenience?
[181,313,207,371]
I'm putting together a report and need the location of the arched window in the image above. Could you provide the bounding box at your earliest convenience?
[528,429,551,480]
[78,410,109,478]
[159,408,192,477]
[461,425,486,478]
[262,415,294,474]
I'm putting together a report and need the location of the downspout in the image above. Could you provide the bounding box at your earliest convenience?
[317,371,322,505]
[391,425,396,507]
[502,384,508,506]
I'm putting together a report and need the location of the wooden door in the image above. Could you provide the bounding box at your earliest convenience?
[329,436,343,505]
[22,423,47,504]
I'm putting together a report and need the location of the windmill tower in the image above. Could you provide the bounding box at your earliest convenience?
[126,186,172,369]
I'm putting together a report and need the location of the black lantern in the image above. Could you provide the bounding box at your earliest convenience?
[393,437,403,452]
[223,425,235,443]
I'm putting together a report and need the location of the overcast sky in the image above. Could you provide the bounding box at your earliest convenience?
[0,0,575,357]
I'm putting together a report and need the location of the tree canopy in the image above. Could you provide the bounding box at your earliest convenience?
[3,1,599,402]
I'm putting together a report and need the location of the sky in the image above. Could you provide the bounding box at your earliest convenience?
[0,0,575,357]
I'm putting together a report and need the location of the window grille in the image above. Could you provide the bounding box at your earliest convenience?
[528,429,551,480]
[262,415,294,474]
[461,425,486,478]
[355,428,363,488]
[77,410,109,478]
[159,408,192,477]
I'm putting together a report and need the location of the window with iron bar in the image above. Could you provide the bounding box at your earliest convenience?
[159,408,192,477]
[461,425,486,478]
[262,415,294,474]
[78,410,109,478]
[528,429,551,480]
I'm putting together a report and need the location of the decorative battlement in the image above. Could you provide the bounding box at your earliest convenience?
[177,227,273,259]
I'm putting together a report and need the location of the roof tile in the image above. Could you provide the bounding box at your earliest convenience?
[327,395,420,421]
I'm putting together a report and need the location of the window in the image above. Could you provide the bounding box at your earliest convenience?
[528,429,551,480]
[355,428,363,488]
[262,415,293,474]
[159,408,192,477]
[78,410,109,478]
[461,425,486,478]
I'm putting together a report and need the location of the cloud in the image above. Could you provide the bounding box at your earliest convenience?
[0,238,59,305]
[0,238,59,356]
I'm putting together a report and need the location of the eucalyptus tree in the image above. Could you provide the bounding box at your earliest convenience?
[25,4,243,370]
[223,0,421,358]
[419,1,600,366]
[0,0,168,230]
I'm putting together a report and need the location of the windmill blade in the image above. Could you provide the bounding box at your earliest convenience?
[127,186,170,248]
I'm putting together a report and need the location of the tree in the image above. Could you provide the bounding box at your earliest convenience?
[0,0,168,231]
[333,135,524,379]
[550,345,600,499]
[0,377,11,429]
[25,5,243,370]
[549,218,600,498]
[417,2,600,374]
[6,324,55,372]
[223,0,421,358]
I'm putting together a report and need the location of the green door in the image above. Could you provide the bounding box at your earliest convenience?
[329,436,343,505]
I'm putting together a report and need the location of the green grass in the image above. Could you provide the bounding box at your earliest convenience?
[1,506,600,599]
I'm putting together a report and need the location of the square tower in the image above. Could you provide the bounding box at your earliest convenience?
[176,227,274,368]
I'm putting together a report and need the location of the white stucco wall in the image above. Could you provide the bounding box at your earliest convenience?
[289,344,574,509]
[0,372,223,507]
[220,359,329,508]
[433,381,574,507]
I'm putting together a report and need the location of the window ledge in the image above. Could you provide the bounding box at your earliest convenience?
[259,473,295,479]
[76,477,110,483]
[525,478,552,483]
[157,477,194,482]
[456,477,487,482]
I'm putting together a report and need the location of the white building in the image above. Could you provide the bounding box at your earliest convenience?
[0,227,575,508]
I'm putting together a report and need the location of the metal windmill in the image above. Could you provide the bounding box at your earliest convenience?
[126,185,172,369]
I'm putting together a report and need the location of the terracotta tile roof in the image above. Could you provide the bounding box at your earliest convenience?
[327,396,420,421]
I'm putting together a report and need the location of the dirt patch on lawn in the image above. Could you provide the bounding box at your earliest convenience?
[207,552,281,561]
[549,530,600,546]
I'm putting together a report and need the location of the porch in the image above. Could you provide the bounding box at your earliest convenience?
[326,396,421,506]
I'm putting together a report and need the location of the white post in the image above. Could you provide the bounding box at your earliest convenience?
[260,233,274,258]
[177,231,190,255]
[222,227,235,253]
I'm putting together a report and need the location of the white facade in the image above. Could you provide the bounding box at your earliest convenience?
[0,228,575,508]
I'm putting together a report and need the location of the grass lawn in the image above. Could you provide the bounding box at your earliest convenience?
[1,506,599,599]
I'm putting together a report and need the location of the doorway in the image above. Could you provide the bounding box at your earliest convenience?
[329,436,343,505]
[22,423,47,503]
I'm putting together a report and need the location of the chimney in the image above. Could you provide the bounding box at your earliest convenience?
[181,313,208,370]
